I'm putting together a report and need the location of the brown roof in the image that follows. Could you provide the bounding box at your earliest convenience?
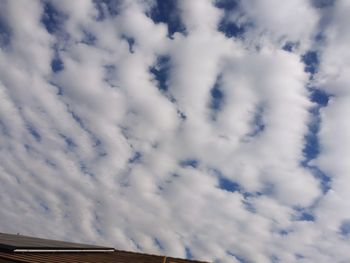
[0,250,209,263]
[0,233,209,263]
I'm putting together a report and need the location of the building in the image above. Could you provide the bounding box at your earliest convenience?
[0,232,208,263]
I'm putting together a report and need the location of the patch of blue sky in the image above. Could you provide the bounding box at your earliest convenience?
[339,220,350,237]
[218,176,241,193]
[51,55,64,73]
[41,1,67,35]
[93,1,106,21]
[92,137,107,157]
[122,35,135,53]
[299,212,315,222]
[293,206,316,222]
[104,64,116,75]
[215,0,247,39]
[210,84,224,113]
[185,247,193,259]
[93,0,121,21]
[49,81,64,95]
[103,64,118,88]
[259,182,275,197]
[310,88,331,107]
[0,120,9,136]
[93,136,102,147]
[270,255,280,263]
[211,169,266,202]
[278,229,292,236]
[0,16,11,47]
[210,86,224,110]
[43,10,65,75]
[302,88,332,193]
[94,226,103,236]
[39,202,50,213]
[282,42,299,53]
[302,51,319,75]
[128,151,142,164]
[119,124,131,140]
[295,254,305,260]
[179,159,199,169]
[177,110,187,121]
[45,158,57,168]
[81,30,97,46]
[79,161,95,178]
[149,55,171,92]
[50,41,64,70]
[227,251,248,263]
[211,168,253,197]
[311,0,336,8]
[24,144,34,153]
[218,20,246,39]
[215,0,238,10]
[315,31,326,43]
[154,238,164,250]
[147,0,186,37]
[303,113,321,161]
[59,133,77,150]
[300,47,333,194]
[309,166,331,193]
[70,110,86,130]
[242,199,256,213]
[68,110,107,157]
[93,212,104,236]
[245,105,265,138]
[133,240,143,251]
[209,77,225,121]
[27,124,42,142]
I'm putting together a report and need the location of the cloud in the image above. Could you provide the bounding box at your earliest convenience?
[0,0,349,262]
[220,0,320,52]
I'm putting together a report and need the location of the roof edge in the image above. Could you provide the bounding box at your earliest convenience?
[13,249,115,253]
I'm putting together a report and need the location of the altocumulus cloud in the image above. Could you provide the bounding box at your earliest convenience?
[0,0,349,262]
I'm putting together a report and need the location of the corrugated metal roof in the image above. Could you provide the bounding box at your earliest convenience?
[0,251,209,263]
[0,233,209,263]
[0,233,113,252]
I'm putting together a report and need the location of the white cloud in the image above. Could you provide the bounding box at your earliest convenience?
[1,0,350,262]
[311,0,350,252]
[227,0,320,52]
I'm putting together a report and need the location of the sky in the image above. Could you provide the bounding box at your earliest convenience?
[0,0,349,262]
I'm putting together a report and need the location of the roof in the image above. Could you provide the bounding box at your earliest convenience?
[0,233,209,263]
[0,251,209,263]
[0,233,114,252]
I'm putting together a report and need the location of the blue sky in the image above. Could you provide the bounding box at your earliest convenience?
[1,0,350,262]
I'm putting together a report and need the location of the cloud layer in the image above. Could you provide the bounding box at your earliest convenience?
[0,0,349,262]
